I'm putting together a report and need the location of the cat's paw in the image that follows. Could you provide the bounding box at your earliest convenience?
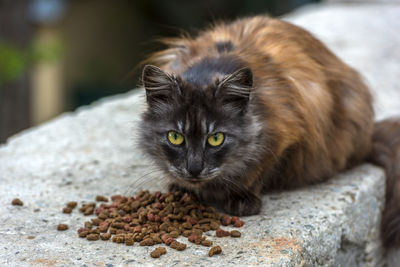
[168,183,182,193]
[168,182,192,195]
[223,195,262,216]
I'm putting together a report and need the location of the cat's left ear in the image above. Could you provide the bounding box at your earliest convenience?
[142,65,178,108]
[216,67,253,114]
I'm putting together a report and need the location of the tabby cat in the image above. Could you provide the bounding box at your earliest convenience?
[138,16,400,248]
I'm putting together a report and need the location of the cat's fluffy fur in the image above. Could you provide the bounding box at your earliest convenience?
[139,16,400,248]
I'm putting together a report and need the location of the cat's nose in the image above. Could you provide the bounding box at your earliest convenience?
[187,162,203,178]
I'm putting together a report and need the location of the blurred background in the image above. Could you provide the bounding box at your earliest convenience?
[0,0,322,143]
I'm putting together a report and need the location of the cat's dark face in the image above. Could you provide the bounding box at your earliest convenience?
[139,63,263,188]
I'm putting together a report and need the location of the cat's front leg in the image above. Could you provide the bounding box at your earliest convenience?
[168,182,191,194]
[223,191,262,216]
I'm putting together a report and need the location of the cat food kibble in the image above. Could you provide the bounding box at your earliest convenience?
[230,230,241,237]
[208,246,222,257]
[140,238,155,246]
[233,219,245,227]
[67,201,77,209]
[100,233,111,240]
[62,207,73,214]
[216,228,230,237]
[150,247,167,258]
[79,202,96,216]
[170,240,187,251]
[57,224,68,231]
[11,198,23,206]
[220,215,231,226]
[95,195,109,202]
[125,236,134,246]
[86,233,99,241]
[201,239,213,246]
[70,191,243,258]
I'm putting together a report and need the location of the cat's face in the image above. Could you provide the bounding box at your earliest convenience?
[139,64,263,188]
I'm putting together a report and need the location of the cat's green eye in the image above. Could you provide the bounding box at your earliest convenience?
[168,131,184,145]
[208,132,224,147]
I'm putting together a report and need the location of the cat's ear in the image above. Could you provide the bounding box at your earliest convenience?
[216,67,253,114]
[142,65,177,107]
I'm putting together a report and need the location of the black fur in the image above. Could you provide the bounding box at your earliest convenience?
[215,41,234,53]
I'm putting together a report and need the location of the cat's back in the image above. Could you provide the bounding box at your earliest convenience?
[157,16,341,76]
[144,15,374,188]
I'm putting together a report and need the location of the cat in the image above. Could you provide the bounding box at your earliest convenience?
[138,16,400,249]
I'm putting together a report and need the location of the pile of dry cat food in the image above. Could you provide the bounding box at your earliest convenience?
[67,190,245,258]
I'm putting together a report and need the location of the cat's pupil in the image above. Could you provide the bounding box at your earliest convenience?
[214,134,218,141]
[174,133,178,140]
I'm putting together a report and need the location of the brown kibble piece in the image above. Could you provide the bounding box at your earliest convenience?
[140,238,155,246]
[79,232,88,237]
[98,221,109,232]
[170,240,187,251]
[201,239,213,247]
[63,207,73,214]
[188,233,203,245]
[111,222,125,229]
[78,228,90,237]
[84,206,94,216]
[169,231,179,238]
[150,250,162,258]
[11,198,23,206]
[230,230,241,237]
[112,234,125,243]
[220,215,231,226]
[100,233,111,240]
[150,247,167,258]
[210,221,219,230]
[161,234,172,244]
[192,228,203,236]
[96,195,109,202]
[208,246,222,257]
[125,237,134,246]
[152,235,162,244]
[156,247,167,254]
[186,217,197,225]
[164,237,175,246]
[233,219,245,227]
[67,201,77,209]
[231,216,239,224]
[182,222,192,229]
[98,212,108,220]
[86,234,99,241]
[57,224,68,231]
[216,228,230,237]
[182,230,192,237]
[84,221,92,229]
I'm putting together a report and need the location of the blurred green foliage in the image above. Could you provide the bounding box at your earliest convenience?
[0,41,27,86]
[0,39,64,87]
[31,39,64,64]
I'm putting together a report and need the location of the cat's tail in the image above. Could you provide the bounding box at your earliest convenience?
[367,118,400,248]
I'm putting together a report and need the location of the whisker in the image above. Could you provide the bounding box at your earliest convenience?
[123,169,166,195]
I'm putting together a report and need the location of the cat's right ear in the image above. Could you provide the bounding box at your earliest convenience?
[142,65,176,107]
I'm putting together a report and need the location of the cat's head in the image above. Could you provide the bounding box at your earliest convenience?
[139,62,263,188]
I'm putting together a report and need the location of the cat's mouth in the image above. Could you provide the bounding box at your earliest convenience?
[175,176,216,187]
[168,166,220,187]
[185,177,215,184]
[168,166,220,188]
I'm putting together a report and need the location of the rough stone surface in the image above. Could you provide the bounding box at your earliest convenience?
[1,3,399,267]
[286,3,400,121]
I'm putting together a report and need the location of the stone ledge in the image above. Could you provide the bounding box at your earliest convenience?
[0,88,386,266]
[1,3,399,266]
